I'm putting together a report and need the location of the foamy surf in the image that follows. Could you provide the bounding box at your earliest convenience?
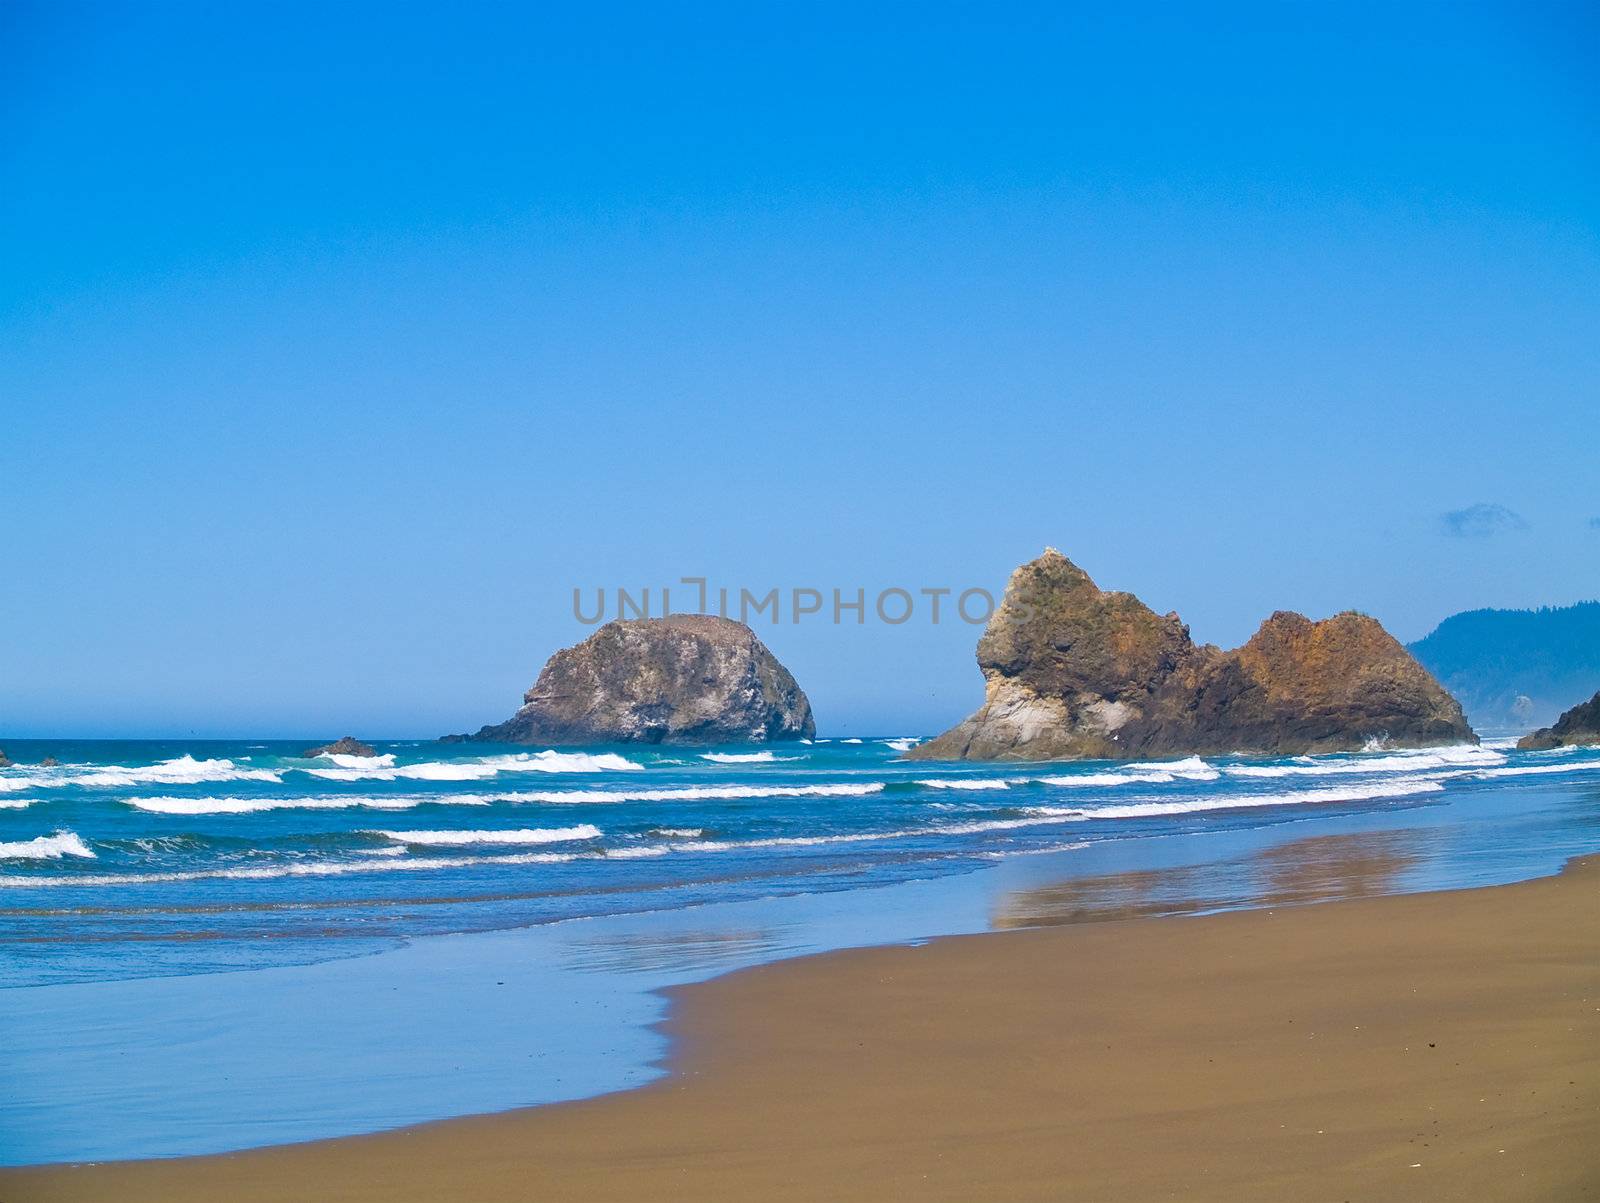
[493,782,887,804]
[0,831,95,860]
[376,825,603,846]
[1224,744,1504,778]
[1027,777,1446,822]
[73,756,283,788]
[313,752,398,769]
[699,752,798,764]
[1473,758,1600,778]
[1038,757,1220,787]
[303,750,644,781]
[124,794,492,815]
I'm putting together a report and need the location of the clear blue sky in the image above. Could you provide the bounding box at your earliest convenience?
[2,1,1596,737]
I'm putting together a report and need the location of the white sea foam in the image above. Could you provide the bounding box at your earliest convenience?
[700,752,798,764]
[689,814,1091,848]
[0,831,95,860]
[918,778,1012,791]
[882,738,921,752]
[1037,756,1219,788]
[493,782,886,805]
[124,794,491,815]
[121,779,888,815]
[1474,758,1600,779]
[1027,777,1446,822]
[303,750,643,781]
[376,825,602,846]
[839,738,864,744]
[74,756,282,788]
[315,752,397,769]
[0,849,585,887]
[648,827,704,838]
[0,778,38,793]
[1224,745,1503,779]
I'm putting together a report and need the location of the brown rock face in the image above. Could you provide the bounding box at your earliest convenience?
[1517,690,1600,750]
[910,550,1474,761]
[460,614,815,745]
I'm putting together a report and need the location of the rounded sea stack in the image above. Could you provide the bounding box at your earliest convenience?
[459,614,815,745]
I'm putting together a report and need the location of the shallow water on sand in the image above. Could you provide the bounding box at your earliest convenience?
[2,737,1598,1163]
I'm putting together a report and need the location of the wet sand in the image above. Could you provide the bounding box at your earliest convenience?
[6,857,1596,1202]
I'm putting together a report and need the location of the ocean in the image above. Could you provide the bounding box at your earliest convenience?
[3,735,1599,1164]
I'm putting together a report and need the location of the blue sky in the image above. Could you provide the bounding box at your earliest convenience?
[2,1,1597,737]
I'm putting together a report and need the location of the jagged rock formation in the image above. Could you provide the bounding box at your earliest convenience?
[0,748,10,769]
[457,615,815,745]
[1517,691,1600,750]
[302,737,378,759]
[910,550,1474,761]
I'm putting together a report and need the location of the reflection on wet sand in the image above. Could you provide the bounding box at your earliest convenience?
[557,927,793,974]
[993,830,1428,929]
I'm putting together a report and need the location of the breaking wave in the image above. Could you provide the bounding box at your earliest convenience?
[74,757,282,788]
[375,825,603,846]
[119,780,888,815]
[313,752,397,769]
[1028,777,1445,822]
[494,782,887,805]
[1038,756,1220,787]
[1224,745,1503,778]
[0,831,95,860]
[124,794,491,815]
[303,750,643,781]
[1473,757,1600,779]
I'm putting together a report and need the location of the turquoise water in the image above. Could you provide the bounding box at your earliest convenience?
[2,736,1598,1163]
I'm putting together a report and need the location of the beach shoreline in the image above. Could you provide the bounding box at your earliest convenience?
[6,854,1595,1202]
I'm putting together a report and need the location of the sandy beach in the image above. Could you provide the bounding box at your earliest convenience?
[6,855,1595,1203]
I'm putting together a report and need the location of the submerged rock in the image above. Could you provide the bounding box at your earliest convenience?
[302,736,378,759]
[1517,690,1600,750]
[459,614,815,745]
[39,757,58,767]
[0,748,10,769]
[910,549,1474,761]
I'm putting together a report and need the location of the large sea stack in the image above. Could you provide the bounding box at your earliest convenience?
[460,614,815,745]
[1516,690,1600,750]
[910,549,1474,761]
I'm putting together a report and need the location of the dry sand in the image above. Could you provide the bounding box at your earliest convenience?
[6,858,1596,1202]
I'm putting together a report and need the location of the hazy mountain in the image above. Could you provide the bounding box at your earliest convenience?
[1408,602,1600,733]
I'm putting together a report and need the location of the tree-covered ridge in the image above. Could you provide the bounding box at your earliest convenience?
[1408,601,1600,732]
